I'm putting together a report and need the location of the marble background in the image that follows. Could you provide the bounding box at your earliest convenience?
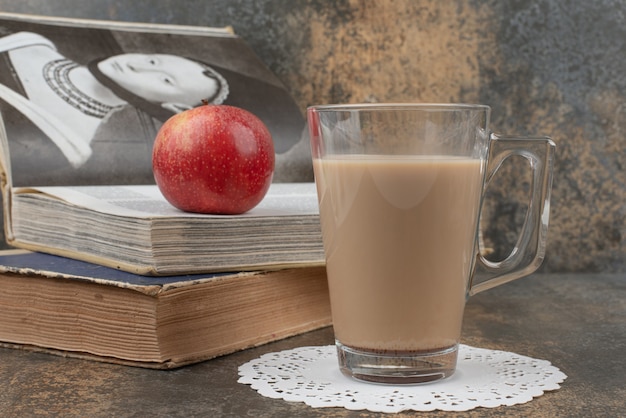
[0,0,623,273]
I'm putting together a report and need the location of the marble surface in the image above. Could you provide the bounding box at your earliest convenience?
[0,0,623,273]
[0,273,624,417]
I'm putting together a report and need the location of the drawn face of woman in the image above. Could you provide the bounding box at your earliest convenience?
[96,53,219,107]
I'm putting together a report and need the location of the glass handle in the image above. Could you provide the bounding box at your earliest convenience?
[469,133,556,296]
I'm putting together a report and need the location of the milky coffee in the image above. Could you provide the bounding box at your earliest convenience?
[313,155,484,354]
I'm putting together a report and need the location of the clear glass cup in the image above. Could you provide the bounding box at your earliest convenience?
[308,103,555,384]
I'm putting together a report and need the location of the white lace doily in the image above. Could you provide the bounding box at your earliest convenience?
[238,344,567,413]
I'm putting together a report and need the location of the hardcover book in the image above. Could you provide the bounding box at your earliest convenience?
[0,250,331,369]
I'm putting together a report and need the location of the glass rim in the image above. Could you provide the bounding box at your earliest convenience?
[307,103,491,112]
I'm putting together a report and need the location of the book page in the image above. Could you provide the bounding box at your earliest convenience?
[12,183,320,219]
[0,12,306,188]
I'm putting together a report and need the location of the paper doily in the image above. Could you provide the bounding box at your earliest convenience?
[238,345,567,413]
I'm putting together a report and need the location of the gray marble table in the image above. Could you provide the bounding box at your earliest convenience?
[0,273,624,417]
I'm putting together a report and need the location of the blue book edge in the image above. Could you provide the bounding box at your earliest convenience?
[0,250,240,291]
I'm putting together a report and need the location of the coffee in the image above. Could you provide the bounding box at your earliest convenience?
[313,155,484,353]
[308,103,554,384]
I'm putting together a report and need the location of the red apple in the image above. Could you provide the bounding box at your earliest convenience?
[152,104,275,214]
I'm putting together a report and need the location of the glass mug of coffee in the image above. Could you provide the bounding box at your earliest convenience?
[307,103,555,384]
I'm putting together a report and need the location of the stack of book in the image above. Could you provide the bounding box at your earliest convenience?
[0,13,329,368]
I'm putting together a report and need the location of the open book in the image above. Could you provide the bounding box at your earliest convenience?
[8,183,323,274]
[0,13,322,274]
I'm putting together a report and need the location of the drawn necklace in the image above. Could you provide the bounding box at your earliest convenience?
[43,59,117,118]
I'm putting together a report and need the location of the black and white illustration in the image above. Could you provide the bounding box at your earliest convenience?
[0,15,307,187]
